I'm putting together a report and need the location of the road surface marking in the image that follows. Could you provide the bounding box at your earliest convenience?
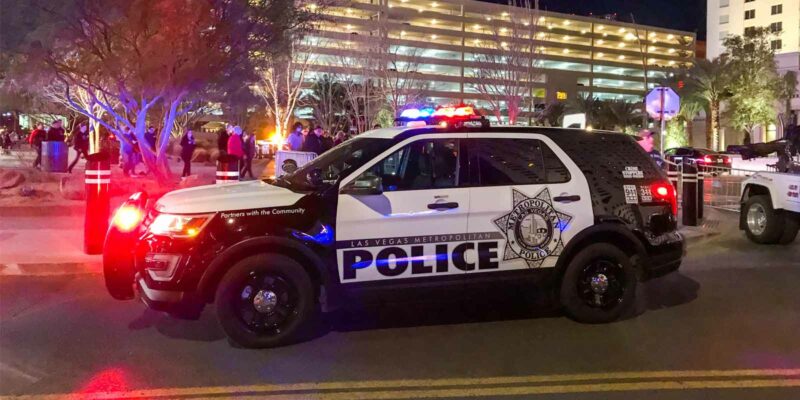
[4,368,799,399]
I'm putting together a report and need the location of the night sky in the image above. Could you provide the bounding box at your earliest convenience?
[485,0,707,40]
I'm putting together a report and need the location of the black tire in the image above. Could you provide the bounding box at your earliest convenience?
[743,195,784,244]
[778,213,799,245]
[560,243,637,324]
[215,253,315,348]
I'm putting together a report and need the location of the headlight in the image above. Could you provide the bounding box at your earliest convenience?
[148,213,214,238]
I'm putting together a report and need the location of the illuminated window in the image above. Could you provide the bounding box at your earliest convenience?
[556,91,567,100]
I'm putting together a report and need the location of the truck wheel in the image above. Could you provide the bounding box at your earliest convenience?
[216,254,315,348]
[560,243,637,324]
[743,195,784,244]
[778,213,799,245]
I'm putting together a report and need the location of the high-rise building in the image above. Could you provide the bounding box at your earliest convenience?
[301,0,695,124]
[707,0,799,142]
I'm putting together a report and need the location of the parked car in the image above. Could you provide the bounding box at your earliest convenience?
[664,147,731,168]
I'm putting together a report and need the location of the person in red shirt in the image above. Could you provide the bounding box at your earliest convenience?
[227,126,245,179]
[28,123,46,168]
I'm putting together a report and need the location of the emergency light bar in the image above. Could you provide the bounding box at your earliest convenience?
[394,104,489,129]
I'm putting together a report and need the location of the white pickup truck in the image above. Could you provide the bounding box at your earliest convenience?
[740,171,800,244]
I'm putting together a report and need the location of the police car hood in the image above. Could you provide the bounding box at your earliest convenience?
[155,181,304,214]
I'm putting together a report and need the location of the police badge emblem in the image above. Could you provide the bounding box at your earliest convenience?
[493,188,573,268]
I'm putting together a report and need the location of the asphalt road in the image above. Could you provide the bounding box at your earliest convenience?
[1,210,799,399]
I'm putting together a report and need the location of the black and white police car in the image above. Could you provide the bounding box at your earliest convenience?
[104,107,684,348]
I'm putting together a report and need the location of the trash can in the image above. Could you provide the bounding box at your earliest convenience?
[41,141,68,172]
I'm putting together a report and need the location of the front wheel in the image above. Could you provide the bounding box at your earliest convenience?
[560,243,637,324]
[215,254,315,348]
[743,195,784,244]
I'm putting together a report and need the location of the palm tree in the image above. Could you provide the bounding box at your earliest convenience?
[566,94,600,128]
[677,99,705,147]
[598,100,643,132]
[683,58,731,150]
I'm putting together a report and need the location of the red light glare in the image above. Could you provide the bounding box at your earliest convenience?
[651,183,677,215]
[655,186,669,196]
[113,206,142,232]
[438,121,448,128]
[78,368,129,394]
[703,156,712,163]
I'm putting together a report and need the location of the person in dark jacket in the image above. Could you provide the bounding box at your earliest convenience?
[145,126,157,151]
[67,122,89,173]
[217,126,229,159]
[180,129,196,178]
[46,119,66,142]
[320,129,334,154]
[240,130,256,179]
[301,126,324,155]
[29,123,46,168]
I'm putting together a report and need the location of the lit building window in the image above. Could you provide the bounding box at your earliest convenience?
[556,91,568,100]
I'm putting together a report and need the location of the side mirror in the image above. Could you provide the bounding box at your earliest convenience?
[341,174,383,195]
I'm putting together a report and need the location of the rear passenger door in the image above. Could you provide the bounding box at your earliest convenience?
[465,133,593,272]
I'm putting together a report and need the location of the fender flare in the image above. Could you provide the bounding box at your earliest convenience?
[196,235,333,303]
[555,221,649,274]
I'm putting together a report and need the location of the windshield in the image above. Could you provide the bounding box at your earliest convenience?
[273,137,392,191]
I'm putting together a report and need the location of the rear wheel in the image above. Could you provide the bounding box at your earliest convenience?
[560,243,637,324]
[216,254,315,348]
[743,195,784,244]
[778,213,799,245]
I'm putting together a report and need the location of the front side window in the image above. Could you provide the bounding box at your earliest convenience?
[473,138,570,186]
[357,138,461,191]
[276,138,392,191]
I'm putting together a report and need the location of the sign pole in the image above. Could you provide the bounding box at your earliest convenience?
[658,88,665,155]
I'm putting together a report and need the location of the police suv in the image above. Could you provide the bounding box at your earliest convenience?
[104,110,684,348]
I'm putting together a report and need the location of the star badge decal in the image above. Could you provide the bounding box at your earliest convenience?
[493,187,573,268]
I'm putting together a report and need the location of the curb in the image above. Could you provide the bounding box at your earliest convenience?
[0,205,85,217]
[0,262,102,276]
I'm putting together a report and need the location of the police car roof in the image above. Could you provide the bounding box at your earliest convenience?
[358,125,624,140]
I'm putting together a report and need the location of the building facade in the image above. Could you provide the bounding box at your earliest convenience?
[707,0,800,143]
[301,0,695,124]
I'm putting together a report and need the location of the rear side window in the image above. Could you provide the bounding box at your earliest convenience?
[473,138,570,186]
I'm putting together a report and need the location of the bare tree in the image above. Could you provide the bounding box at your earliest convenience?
[471,0,542,125]
[334,39,384,132]
[375,37,430,117]
[254,43,317,139]
[43,82,117,154]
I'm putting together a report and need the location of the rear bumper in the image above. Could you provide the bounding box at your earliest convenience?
[640,233,685,281]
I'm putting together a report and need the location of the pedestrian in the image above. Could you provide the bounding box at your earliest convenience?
[240,130,256,179]
[334,130,347,146]
[46,119,66,142]
[118,127,135,176]
[180,129,196,178]
[217,127,229,159]
[28,123,46,168]
[637,129,664,168]
[320,129,334,153]
[301,126,323,155]
[67,122,89,173]
[227,125,245,178]
[287,123,304,151]
[145,126,157,151]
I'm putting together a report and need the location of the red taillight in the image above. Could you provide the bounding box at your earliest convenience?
[651,182,677,215]
[113,205,143,233]
[703,156,713,164]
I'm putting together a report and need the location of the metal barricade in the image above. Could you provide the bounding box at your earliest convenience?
[274,150,317,177]
[698,164,759,212]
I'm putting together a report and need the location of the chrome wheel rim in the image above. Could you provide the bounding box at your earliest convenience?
[577,259,626,309]
[746,203,767,236]
[236,272,298,335]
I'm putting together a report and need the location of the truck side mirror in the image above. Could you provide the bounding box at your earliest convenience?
[341,174,383,196]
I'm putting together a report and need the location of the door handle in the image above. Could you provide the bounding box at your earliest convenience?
[553,195,581,203]
[428,202,459,210]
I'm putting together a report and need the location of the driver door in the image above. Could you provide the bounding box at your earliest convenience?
[335,134,470,284]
